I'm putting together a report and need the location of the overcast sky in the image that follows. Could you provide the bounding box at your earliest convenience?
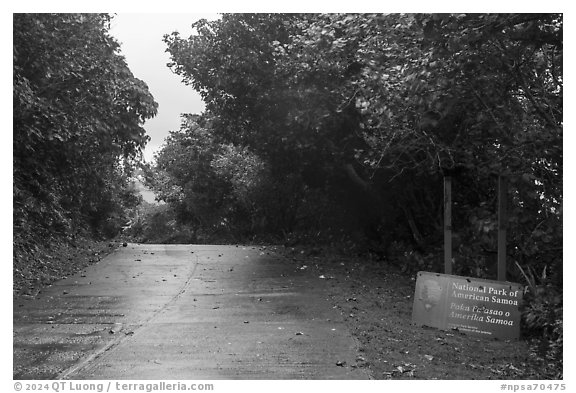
[109,13,221,162]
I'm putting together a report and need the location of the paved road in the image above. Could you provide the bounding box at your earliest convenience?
[13,244,369,379]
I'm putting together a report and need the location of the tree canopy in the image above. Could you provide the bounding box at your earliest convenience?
[163,13,561,261]
[14,13,158,246]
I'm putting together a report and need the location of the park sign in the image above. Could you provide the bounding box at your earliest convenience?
[412,271,524,339]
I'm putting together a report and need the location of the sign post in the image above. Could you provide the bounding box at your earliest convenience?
[497,175,508,281]
[444,176,452,275]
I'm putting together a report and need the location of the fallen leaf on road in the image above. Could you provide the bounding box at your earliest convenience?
[424,355,434,361]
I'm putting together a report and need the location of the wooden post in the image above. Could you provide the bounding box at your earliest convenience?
[444,176,452,275]
[497,175,508,281]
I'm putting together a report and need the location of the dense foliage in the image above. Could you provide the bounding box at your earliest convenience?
[142,113,301,243]
[13,14,157,260]
[162,13,561,271]
[157,13,562,360]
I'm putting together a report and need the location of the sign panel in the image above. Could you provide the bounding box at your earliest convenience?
[412,271,523,339]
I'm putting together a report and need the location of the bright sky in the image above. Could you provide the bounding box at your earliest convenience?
[109,13,221,163]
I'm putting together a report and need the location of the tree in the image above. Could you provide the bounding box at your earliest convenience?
[165,12,561,263]
[13,13,158,245]
[150,114,232,228]
[147,113,302,240]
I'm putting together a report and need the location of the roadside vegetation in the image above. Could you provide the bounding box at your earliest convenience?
[13,14,156,294]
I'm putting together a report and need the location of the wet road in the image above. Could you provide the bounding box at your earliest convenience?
[13,244,369,379]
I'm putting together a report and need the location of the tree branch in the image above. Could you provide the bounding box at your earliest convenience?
[516,70,561,131]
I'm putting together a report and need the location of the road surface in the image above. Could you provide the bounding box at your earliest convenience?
[13,244,369,379]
